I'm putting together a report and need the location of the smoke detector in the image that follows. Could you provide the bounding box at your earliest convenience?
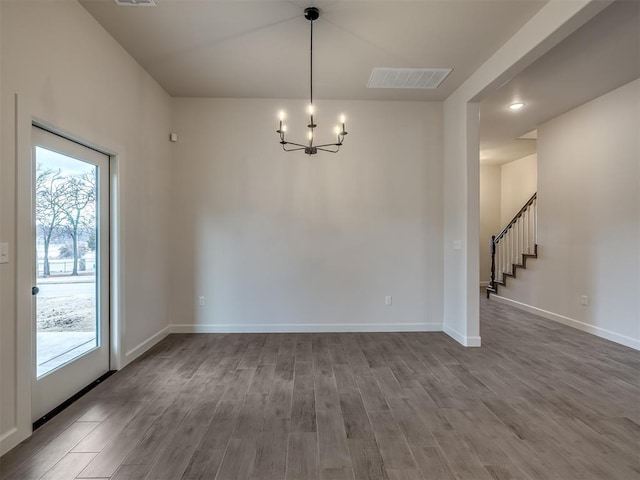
[367,67,452,89]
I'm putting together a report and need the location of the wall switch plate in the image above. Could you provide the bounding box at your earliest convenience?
[199,296,205,306]
[452,240,462,250]
[0,243,8,264]
[385,295,392,306]
[580,295,589,306]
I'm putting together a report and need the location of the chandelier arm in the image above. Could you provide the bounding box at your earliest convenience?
[282,140,308,148]
[316,146,341,153]
[314,142,343,149]
[282,145,307,152]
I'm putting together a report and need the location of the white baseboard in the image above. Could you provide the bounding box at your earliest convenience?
[171,323,443,334]
[124,325,171,365]
[0,427,21,457]
[490,294,640,351]
[443,325,482,347]
[480,281,490,287]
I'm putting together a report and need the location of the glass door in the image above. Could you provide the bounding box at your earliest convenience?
[31,126,110,422]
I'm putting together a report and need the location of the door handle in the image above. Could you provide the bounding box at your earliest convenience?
[32,286,40,296]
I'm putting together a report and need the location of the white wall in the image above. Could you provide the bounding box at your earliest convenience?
[170,98,444,332]
[479,165,501,283]
[1,1,172,453]
[497,79,640,349]
[501,153,537,225]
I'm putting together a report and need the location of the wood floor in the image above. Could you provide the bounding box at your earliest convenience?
[1,295,639,480]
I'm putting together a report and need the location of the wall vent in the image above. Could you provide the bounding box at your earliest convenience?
[114,0,156,6]
[367,67,452,89]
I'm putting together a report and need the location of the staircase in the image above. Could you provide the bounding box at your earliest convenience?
[486,193,537,298]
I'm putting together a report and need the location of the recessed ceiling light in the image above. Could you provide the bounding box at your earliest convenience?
[508,102,525,111]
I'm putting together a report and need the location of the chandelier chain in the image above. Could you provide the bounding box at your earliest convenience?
[310,17,313,106]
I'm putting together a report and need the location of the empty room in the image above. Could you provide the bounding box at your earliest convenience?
[0,1,638,479]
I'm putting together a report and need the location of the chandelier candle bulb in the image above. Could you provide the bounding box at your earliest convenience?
[277,111,285,132]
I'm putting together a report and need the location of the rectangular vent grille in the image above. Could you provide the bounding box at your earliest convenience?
[367,68,452,89]
[114,0,156,6]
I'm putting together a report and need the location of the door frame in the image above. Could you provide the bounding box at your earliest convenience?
[10,95,125,453]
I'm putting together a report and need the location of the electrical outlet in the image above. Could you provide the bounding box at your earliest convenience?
[385,295,392,306]
[580,295,589,306]
[0,243,8,264]
[199,296,205,306]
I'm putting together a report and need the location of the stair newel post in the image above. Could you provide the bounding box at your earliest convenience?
[496,240,500,283]
[488,235,496,298]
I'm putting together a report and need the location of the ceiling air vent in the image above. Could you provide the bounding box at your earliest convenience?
[114,0,156,6]
[367,68,452,89]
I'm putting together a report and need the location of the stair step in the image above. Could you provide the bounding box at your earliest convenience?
[491,250,537,288]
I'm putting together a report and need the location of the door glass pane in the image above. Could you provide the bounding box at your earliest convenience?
[35,146,99,377]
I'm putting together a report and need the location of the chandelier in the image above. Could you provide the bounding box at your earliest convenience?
[276,7,348,155]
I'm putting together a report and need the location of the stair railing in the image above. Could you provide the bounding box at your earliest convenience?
[489,193,537,295]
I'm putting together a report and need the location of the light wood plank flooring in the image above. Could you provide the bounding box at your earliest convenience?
[1,295,639,480]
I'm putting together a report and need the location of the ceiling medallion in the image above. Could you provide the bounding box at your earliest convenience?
[276,7,348,155]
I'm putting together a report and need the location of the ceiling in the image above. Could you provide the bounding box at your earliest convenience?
[79,0,547,100]
[479,0,640,166]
